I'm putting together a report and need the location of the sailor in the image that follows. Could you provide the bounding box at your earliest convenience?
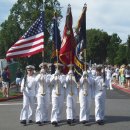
[20,65,37,125]
[94,65,107,125]
[50,63,65,126]
[90,65,96,78]
[105,65,113,90]
[35,62,51,125]
[79,65,94,124]
[65,64,78,125]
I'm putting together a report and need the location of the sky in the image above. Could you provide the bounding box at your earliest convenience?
[0,0,130,43]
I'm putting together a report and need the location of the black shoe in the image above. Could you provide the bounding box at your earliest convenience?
[81,120,86,124]
[54,122,58,127]
[52,121,55,125]
[52,121,58,126]
[100,120,105,125]
[36,121,41,124]
[96,120,104,125]
[51,121,58,125]
[72,119,76,123]
[20,120,26,125]
[29,120,33,123]
[36,121,42,125]
[67,119,72,125]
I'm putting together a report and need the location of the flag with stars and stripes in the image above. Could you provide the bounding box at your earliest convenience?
[6,12,44,60]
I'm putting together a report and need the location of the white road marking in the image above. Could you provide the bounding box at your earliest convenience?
[0,103,22,105]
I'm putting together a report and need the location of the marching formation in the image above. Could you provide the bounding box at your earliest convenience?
[19,62,112,126]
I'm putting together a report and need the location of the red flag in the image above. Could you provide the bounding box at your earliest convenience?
[6,12,44,60]
[59,5,76,65]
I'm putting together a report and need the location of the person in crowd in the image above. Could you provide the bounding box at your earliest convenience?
[20,65,37,125]
[105,66,113,90]
[0,74,2,93]
[94,66,107,125]
[124,65,130,89]
[90,65,96,78]
[35,62,51,125]
[65,64,78,125]
[15,68,23,92]
[50,63,65,126]
[119,65,125,87]
[1,67,10,97]
[114,65,119,83]
[6,66,11,88]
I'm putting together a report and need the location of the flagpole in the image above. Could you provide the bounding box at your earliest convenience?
[67,4,73,70]
[42,0,45,63]
[54,11,59,69]
[83,3,87,71]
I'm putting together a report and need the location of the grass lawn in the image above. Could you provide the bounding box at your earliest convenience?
[0,89,21,98]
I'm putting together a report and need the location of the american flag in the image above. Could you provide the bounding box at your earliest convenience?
[6,12,44,60]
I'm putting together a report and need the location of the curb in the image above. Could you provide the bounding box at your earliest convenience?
[112,83,130,94]
[0,94,23,102]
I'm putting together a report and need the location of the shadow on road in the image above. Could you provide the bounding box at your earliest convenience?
[106,115,130,123]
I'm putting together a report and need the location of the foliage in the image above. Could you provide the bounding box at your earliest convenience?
[86,29,110,64]
[126,35,130,64]
[0,0,62,68]
[0,1,130,67]
[107,33,122,65]
[114,44,127,65]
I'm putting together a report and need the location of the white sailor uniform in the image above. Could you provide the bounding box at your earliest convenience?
[65,72,78,122]
[35,72,51,124]
[94,75,106,122]
[50,72,65,124]
[20,74,37,123]
[79,72,94,123]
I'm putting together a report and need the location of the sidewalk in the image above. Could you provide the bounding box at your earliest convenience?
[112,82,130,94]
[0,84,23,102]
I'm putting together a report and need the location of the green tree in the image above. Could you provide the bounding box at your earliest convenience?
[114,44,127,65]
[87,29,110,64]
[0,0,62,68]
[126,35,130,63]
[107,33,122,65]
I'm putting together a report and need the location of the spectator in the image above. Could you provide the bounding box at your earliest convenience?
[0,75,2,93]
[119,65,125,87]
[1,67,10,97]
[6,66,11,88]
[124,65,130,89]
[16,68,23,92]
[105,66,113,90]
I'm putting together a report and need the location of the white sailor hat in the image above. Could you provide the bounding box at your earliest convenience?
[39,62,48,68]
[68,70,73,74]
[83,71,87,76]
[54,63,64,67]
[67,64,74,67]
[96,64,103,68]
[84,62,89,65]
[54,69,60,75]
[47,63,52,67]
[96,65,102,71]
[26,65,35,69]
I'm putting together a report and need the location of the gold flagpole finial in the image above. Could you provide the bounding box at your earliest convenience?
[84,3,87,11]
[54,11,57,17]
[84,3,87,7]
[68,4,71,8]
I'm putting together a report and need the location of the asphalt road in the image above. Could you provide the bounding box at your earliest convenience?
[0,88,130,130]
